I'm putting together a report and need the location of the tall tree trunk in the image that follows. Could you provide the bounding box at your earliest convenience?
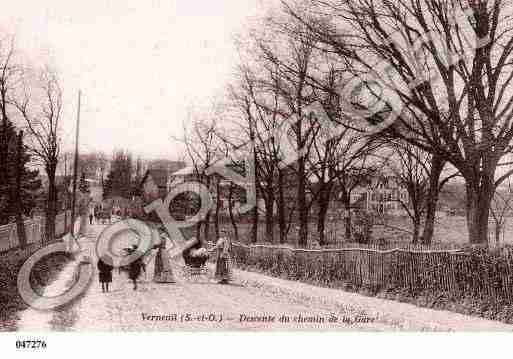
[203,176,212,242]
[0,115,8,224]
[250,205,258,243]
[340,190,352,241]
[228,183,239,242]
[421,155,444,245]
[249,120,259,244]
[264,189,275,243]
[297,157,308,247]
[317,202,329,246]
[344,205,352,241]
[203,211,211,242]
[214,178,221,239]
[0,98,9,195]
[277,168,286,244]
[495,221,501,246]
[14,131,27,247]
[317,186,331,246]
[465,177,494,245]
[46,164,57,242]
[412,217,420,244]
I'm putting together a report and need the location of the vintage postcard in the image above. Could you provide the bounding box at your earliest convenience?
[1,1,513,353]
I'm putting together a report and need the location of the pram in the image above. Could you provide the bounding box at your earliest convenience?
[181,240,210,279]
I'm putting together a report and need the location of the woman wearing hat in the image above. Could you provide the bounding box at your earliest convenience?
[153,233,175,283]
[212,231,233,284]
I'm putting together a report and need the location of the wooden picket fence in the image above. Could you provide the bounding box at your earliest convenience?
[0,211,71,253]
[231,242,513,303]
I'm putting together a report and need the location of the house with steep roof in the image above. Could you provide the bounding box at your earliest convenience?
[140,168,169,201]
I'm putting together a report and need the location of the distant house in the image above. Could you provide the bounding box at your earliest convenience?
[140,169,169,201]
[147,160,186,193]
[170,165,207,184]
[149,160,186,173]
[170,164,251,214]
[349,175,408,216]
[139,160,187,199]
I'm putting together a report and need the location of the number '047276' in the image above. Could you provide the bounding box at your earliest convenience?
[15,340,47,349]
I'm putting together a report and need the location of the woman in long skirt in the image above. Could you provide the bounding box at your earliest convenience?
[213,235,232,284]
[153,238,175,283]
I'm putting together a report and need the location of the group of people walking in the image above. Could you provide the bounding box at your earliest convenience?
[89,204,134,225]
[96,232,233,292]
[89,205,111,225]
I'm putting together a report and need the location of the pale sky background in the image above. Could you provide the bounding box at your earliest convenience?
[1,0,275,160]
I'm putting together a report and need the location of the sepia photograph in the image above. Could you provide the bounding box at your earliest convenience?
[1,0,513,355]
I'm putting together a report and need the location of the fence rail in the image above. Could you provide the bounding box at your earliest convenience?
[231,242,513,304]
[0,211,71,253]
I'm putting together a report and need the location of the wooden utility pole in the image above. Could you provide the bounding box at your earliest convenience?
[248,115,258,244]
[71,91,81,236]
[15,130,27,247]
[64,153,68,230]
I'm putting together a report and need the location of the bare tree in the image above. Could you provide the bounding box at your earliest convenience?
[490,179,513,246]
[420,153,446,245]
[226,71,263,244]
[229,62,303,244]
[13,131,27,246]
[16,68,62,242]
[308,68,381,244]
[215,134,243,242]
[284,0,513,245]
[386,143,431,243]
[306,115,378,244]
[232,23,380,246]
[174,115,222,242]
[255,21,321,247]
[384,141,458,244]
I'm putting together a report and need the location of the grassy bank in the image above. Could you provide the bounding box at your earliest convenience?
[0,246,73,331]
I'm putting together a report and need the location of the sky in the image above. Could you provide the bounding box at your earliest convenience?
[1,0,273,160]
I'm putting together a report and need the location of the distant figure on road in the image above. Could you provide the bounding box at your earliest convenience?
[212,232,233,284]
[125,245,146,291]
[97,255,114,293]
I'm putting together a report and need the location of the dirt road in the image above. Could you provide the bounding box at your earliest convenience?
[16,223,513,331]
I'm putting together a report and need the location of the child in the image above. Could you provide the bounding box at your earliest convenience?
[97,254,114,293]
